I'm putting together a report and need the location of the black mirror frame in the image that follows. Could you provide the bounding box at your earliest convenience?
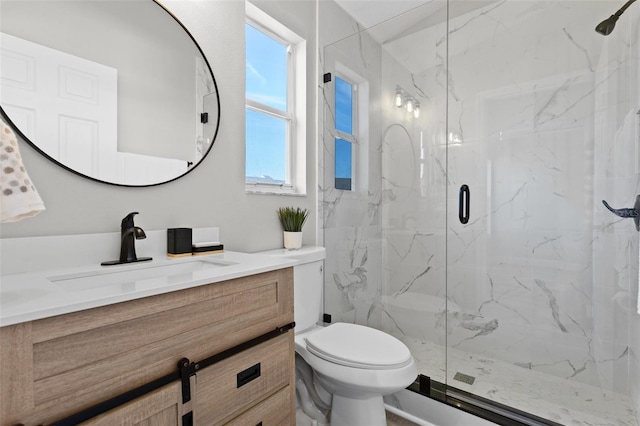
[0,0,221,188]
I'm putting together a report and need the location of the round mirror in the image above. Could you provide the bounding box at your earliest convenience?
[0,0,220,187]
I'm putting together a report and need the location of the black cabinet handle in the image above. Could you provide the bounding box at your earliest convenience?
[459,185,470,224]
[237,363,261,388]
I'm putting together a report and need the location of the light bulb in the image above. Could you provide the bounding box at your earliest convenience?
[414,104,420,118]
[394,90,404,108]
[406,98,414,113]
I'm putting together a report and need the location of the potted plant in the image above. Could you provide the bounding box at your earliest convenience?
[277,206,309,249]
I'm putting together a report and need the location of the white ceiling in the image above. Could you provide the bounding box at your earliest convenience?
[332,0,498,45]
[332,0,433,29]
[330,0,500,74]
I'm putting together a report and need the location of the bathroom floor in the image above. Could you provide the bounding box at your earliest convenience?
[394,334,639,426]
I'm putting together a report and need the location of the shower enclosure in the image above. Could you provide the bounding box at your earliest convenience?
[320,1,640,425]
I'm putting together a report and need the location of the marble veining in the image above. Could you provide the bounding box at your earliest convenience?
[320,0,639,424]
[398,333,639,426]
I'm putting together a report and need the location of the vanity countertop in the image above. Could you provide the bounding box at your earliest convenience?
[0,251,298,327]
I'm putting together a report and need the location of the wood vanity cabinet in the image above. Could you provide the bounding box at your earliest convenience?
[80,382,187,425]
[0,268,295,426]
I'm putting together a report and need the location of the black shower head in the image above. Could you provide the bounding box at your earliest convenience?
[595,0,637,36]
[595,14,618,36]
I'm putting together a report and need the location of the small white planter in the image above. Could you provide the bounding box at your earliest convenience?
[283,231,302,250]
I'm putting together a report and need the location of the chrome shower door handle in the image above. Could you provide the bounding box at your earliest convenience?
[602,195,640,231]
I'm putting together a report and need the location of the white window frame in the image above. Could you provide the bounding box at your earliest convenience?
[245,2,306,195]
[334,63,368,193]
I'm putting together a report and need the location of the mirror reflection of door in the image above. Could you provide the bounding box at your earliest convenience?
[199,92,219,162]
[195,55,218,163]
[0,33,118,181]
[0,0,220,187]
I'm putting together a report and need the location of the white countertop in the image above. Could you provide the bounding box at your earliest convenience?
[0,250,298,327]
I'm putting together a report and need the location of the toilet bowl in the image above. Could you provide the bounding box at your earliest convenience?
[258,247,417,426]
[296,323,417,425]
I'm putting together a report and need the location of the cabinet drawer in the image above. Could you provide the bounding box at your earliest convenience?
[224,385,292,426]
[194,332,293,425]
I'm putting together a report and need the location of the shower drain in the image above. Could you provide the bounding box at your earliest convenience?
[453,372,476,385]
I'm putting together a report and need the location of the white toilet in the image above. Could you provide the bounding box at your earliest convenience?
[260,247,417,426]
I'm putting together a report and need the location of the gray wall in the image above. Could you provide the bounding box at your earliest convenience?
[0,0,318,253]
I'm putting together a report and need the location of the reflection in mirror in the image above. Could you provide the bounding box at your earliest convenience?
[0,0,220,186]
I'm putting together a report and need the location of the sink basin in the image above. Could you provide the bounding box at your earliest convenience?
[48,258,235,292]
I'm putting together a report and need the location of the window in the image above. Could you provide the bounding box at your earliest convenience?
[245,2,306,194]
[335,76,354,190]
[334,70,366,191]
[331,64,368,192]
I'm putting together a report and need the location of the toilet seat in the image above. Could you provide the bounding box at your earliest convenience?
[304,323,412,370]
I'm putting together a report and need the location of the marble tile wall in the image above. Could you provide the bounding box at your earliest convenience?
[319,0,385,328]
[319,0,640,419]
[383,0,640,404]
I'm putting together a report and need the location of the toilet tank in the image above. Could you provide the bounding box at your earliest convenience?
[257,246,326,333]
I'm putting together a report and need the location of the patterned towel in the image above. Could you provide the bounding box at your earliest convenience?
[0,121,45,222]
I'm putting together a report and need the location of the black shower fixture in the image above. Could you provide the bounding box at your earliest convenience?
[595,0,637,35]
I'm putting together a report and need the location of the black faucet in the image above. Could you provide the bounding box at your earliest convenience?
[102,212,153,266]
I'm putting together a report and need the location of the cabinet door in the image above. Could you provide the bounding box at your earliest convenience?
[80,382,183,426]
[194,332,294,425]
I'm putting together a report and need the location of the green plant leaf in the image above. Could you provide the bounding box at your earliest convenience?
[277,207,309,232]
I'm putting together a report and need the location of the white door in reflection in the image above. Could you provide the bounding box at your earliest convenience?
[0,32,117,181]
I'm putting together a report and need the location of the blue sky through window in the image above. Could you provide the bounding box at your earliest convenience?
[245,23,288,182]
[335,77,352,134]
[335,76,353,190]
[246,109,286,182]
[246,24,287,109]
[335,138,352,190]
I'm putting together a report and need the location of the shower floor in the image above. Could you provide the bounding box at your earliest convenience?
[394,334,639,426]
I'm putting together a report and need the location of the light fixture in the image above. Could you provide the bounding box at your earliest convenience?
[394,88,404,108]
[393,85,421,119]
[406,97,414,113]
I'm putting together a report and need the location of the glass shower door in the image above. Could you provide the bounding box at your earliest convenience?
[321,0,638,423]
[444,1,640,425]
